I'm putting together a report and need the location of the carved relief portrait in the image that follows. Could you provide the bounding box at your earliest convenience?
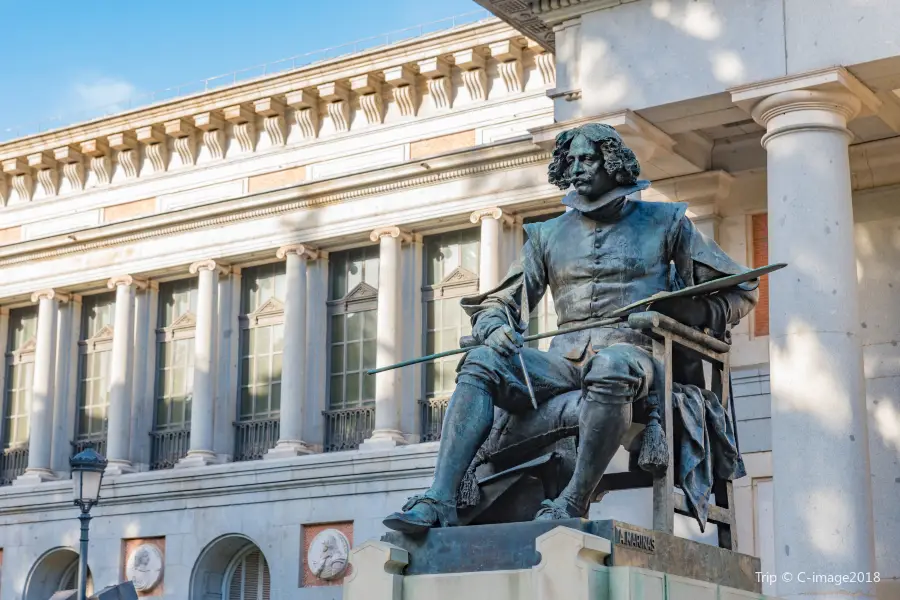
[306,529,350,581]
[125,544,163,592]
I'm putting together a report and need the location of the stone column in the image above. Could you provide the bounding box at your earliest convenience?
[267,244,317,459]
[470,207,513,293]
[130,282,156,471]
[304,256,329,449]
[18,289,67,484]
[105,276,139,475]
[361,226,411,450]
[50,298,78,476]
[750,89,876,600]
[178,260,225,468]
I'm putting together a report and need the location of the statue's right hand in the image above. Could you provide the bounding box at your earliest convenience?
[484,325,524,357]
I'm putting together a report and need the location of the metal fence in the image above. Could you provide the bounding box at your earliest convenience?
[419,397,451,442]
[0,10,492,142]
[0,447,29,486]
[149,429,192,470]
[323,406,375,452]
[233,419,280,462]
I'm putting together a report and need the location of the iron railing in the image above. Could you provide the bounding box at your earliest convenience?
[149,429,191,470]
[419,397,451,442]
[72,435,107,458]
[0,446,29,486]
[0,10,492,142]
[233,419,280,462]
[323,406,375,452]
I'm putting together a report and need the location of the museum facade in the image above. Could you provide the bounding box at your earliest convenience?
[1,2,899,599]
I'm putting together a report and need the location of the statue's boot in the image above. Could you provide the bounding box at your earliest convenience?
[536,397,632,520]
[383,382,494,534]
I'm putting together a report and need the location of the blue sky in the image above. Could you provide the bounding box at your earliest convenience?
[0,0,482,139]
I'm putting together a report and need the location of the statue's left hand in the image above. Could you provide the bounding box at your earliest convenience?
[652,296,710,328]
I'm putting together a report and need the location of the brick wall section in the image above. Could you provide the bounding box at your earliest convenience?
[103,198,157,223]
[0,226,21,246]
[409,129,476,160]
[248,165,307,194]
[751,213,769,337]
[301,521,354,588]
[121,537,165,597]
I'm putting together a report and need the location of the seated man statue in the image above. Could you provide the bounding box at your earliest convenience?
[384,123,758,534]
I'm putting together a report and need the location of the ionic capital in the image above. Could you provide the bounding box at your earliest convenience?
[369,226,413,243]
[470,207,514,226]
[107,275,148,290]
[189,259,231,276]
[31,289,70,303]
[276,244,319,260]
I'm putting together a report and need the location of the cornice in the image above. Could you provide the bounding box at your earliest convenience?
[0,139,549,267]
[0,20,517,159]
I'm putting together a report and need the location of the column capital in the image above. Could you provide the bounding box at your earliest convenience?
[189,259,231,276]
[753,90,862,148]
[276,244,318,260]
[470,207,515,226]
[369,226,413,244]
[30,289,69,303]
[107,275,149,290]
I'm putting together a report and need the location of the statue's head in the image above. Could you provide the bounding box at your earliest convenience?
[135,548,150,568]
[548,123,641,201]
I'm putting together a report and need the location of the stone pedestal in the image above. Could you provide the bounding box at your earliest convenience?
[345,522,778,600]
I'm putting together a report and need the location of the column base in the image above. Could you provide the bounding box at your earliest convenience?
[104,460,136,476]
[359,430,408,452]
[175,450,219,469]
[14,468,58,486]
[264,441,314,460]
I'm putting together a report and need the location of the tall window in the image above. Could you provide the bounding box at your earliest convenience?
[325,246,379,452]
[1,307,37,484]
[524,213,562,349]
[226,546,271,600]
[74,293,115,455]
[421,228,480,440]
[151,279,198,469]
[235,263,286,460]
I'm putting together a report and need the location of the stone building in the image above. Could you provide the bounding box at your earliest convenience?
[0,2,898,599]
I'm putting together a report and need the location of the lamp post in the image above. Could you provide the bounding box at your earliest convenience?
[70,448,107,600]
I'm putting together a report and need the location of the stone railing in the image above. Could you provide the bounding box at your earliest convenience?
[323,406,376,452]
[233,418,280,462]
[149,428,192,470]
[419,397,451,442]
[71,434,107,459]
[0,446,29,486]
[0,22,554,209]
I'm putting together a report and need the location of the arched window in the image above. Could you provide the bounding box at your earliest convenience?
[225,547,270,600]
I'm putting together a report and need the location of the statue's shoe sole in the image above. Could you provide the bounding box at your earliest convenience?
[383,514,433,535]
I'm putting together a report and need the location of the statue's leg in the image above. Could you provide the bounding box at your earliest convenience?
[384,346,580,533]
[536,344,656,520]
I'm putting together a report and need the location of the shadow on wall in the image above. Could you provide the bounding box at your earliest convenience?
[24,547,93,600]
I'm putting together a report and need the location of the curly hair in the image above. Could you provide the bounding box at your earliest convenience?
[547,123,641,190]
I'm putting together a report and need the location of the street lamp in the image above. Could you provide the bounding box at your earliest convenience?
[70,448,107,600]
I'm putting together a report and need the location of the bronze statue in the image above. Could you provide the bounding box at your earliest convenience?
[384,123,758,534]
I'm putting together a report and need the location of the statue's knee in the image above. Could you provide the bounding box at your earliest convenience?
[461,346,497,370]
[583,348,640,400]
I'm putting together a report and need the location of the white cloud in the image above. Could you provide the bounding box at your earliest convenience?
[70,76,138,115]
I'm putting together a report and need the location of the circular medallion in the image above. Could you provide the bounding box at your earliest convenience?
[125,544,163,592]
[307,529,350,580]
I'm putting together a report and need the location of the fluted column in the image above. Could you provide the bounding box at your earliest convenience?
[361,226,412,450]
[267,245,317,459]
[750,89,876,600]
[17,290,67,484]
[177,260,226,468]
[105,276,140,475]
[471,207,513,292]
